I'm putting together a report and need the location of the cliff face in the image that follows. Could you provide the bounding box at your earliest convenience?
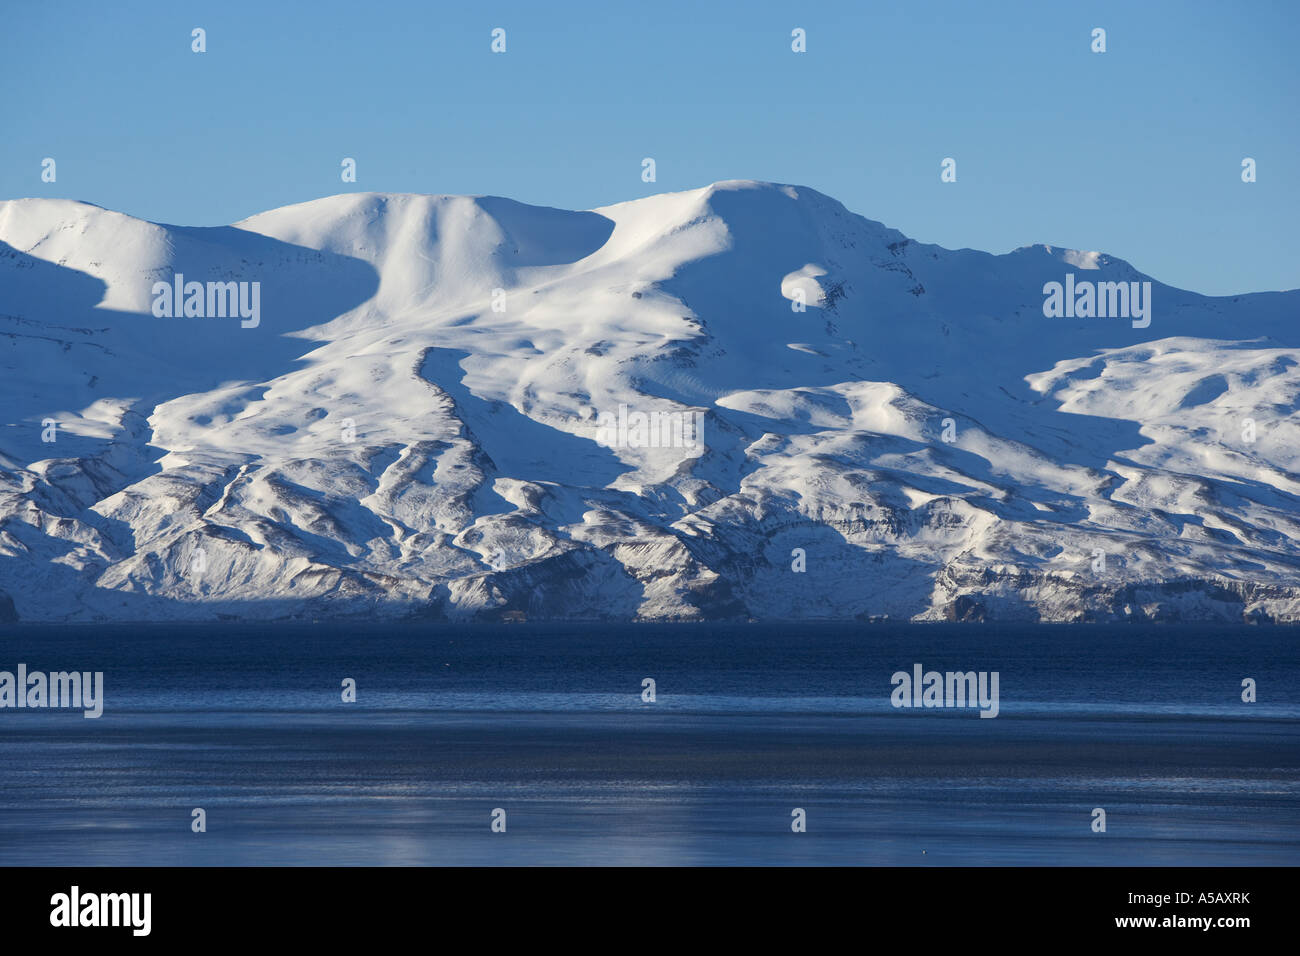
[3,182,1300,624]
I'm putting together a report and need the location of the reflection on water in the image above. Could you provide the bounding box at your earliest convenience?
[0,622,1296,865]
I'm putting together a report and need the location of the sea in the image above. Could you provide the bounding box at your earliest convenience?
[0,622,1295,866]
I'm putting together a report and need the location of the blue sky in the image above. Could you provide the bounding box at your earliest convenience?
[2,0,1296,295]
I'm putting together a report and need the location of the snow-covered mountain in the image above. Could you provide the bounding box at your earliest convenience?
[2,181,1299,623]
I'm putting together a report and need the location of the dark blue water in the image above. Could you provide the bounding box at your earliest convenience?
[0,622,1296,865]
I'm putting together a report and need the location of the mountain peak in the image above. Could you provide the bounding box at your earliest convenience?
[2,184,1299,623]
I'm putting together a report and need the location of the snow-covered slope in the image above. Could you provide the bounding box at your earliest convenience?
[2,181,1298,623]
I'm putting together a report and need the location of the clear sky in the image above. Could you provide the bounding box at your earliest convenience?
[2,0,1296,295]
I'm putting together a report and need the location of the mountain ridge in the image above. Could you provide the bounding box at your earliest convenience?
[3,181,1299,624]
